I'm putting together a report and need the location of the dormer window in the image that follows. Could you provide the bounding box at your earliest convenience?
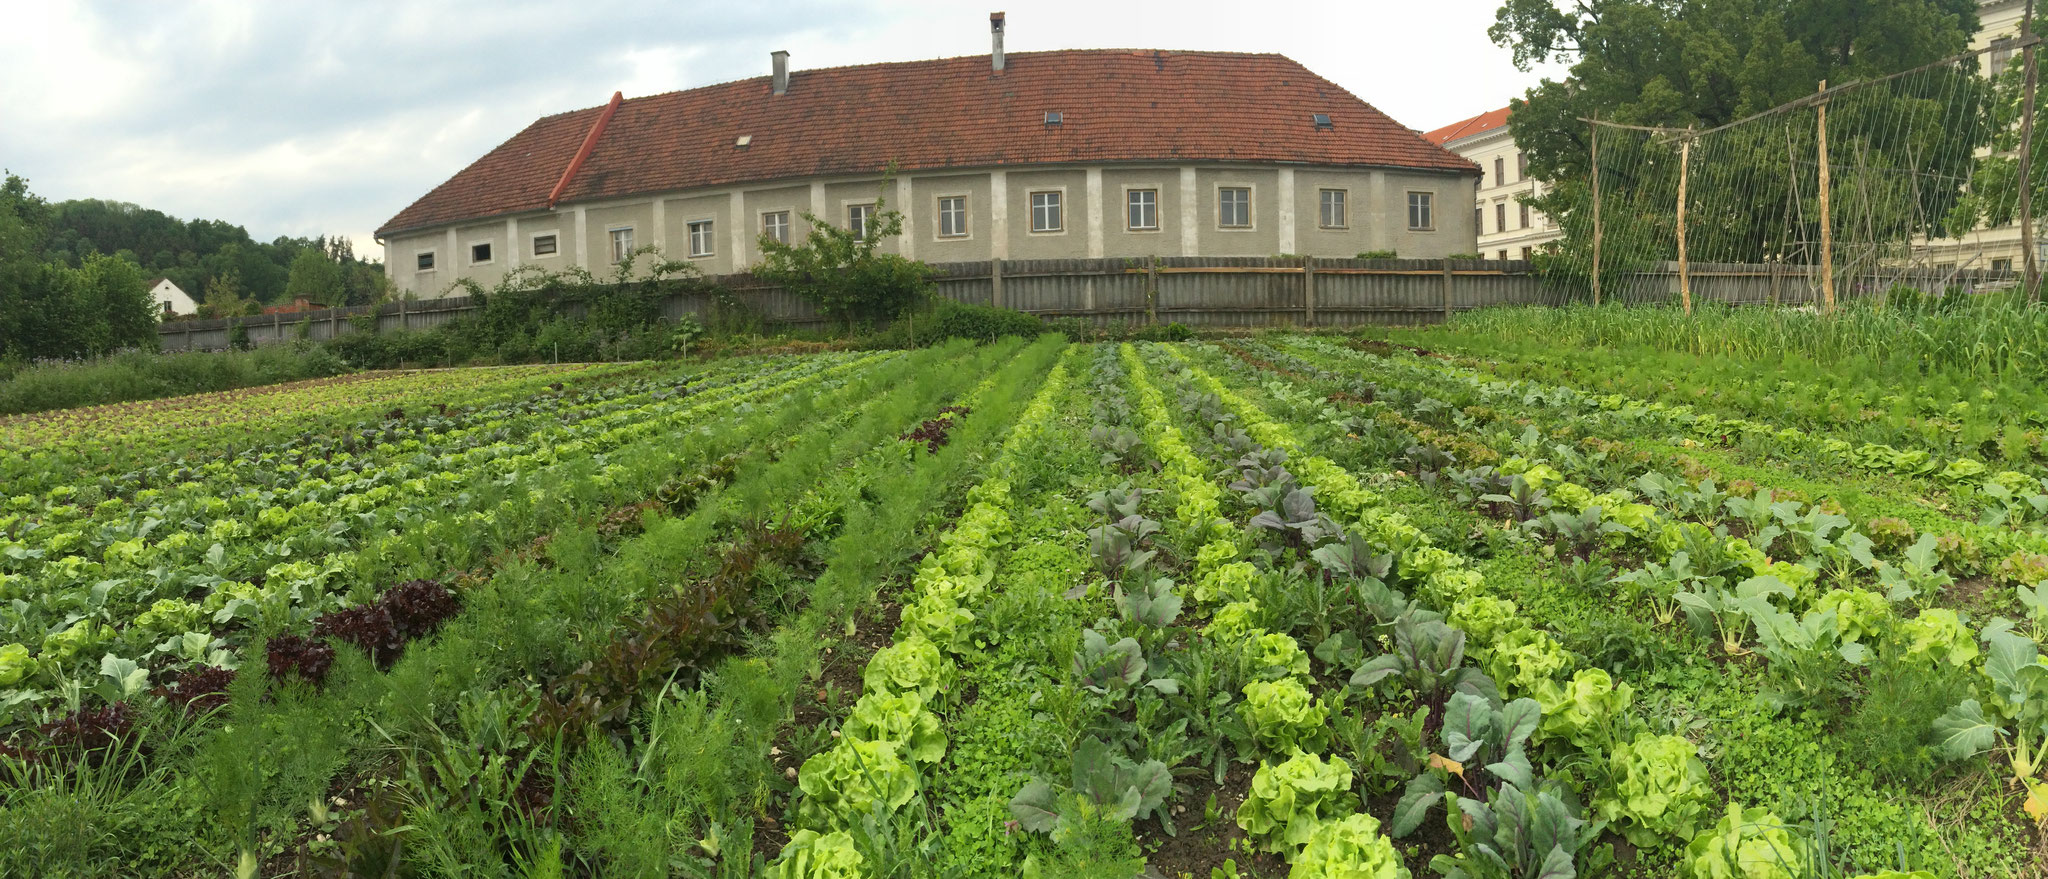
[1312,113,1333,129]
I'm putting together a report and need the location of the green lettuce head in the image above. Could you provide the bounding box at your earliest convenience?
[1246,632,1313,680]
[862,635,953,702]
[0,643,31,687]
[1812,589,1890,644]
[1681,803,1805,879]
[1486,626,1573,697]
[1238,678,1330,756]
[1537,667,1633,751]
[1237,751,1355,853]
[1289,813,1410,879]
[1597,733,1711,845]
[841,690,946,763]
[764,829,865,879]
[1900,609,1978,668]
[1204,600,1263,642]
[796,738,918,831]
[1449,595,1518,646]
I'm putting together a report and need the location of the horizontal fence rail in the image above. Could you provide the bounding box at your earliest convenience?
[156,257,2017,351]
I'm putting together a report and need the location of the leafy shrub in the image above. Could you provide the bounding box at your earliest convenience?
[1596,733,1712,845]
[1237,751,1355,853]
[918,300,1045,342]
[1291,813,1406,878]
[795,737,918,831]
[1237,678,1330,756]
[765,829,866,879]
[1355,250,1398,260]
[1680,804,1806,879]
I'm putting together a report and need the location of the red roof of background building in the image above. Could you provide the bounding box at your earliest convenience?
[1423,106,1512,146]
[378,49,1479,236]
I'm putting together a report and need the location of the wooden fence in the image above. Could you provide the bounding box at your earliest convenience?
[155,256,2015,351]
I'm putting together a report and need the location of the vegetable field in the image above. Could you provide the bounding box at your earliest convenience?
[1,332,2042,878]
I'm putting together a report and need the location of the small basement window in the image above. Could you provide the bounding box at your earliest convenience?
[1312,113,1333,129]
[470,242,493,264]
[416,251,436,271]
[1044,111,1062,126]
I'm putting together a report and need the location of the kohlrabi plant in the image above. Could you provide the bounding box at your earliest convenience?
[1392,690,1541,837]
[1934,627,2048,782]
[1010,736,1174,841]
[1235,751,1356,853]
[1595,733,1712,846]
[1743,604,1866,711]
[1876,533,1953,605]
[1675,574,1795,655]
[1431,779,1607,879]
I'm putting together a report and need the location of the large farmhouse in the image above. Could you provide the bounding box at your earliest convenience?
[376,16,1480,298]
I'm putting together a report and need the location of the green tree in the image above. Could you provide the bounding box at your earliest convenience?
[284,246,345,304]
[1493,0,1982,281]
[754,179,934,330]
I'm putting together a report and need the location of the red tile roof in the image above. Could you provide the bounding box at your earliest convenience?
[1423,106,1512,146]
[378,50,1479,236]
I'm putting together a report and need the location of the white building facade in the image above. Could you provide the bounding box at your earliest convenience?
[147,277,196,318]
[1424,106,1561,261]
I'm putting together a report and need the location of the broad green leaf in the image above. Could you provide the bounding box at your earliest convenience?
[1932,699,2001,760]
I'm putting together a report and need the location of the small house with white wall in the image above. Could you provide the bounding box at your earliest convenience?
[148,277,197,318]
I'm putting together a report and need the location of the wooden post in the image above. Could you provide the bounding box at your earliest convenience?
[2021,0,2041,300]
[1769,256,1782,307]
[1590,113,1603,306]
[1302,256,1317,327]
[399,297,409,332]
[1441,258,1455,323]
[1676,133,1693,314]
[1817,80,1836,312]
[990,258,1004,309]
[1145,256,1158,325]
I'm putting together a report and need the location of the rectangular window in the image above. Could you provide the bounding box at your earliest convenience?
[531,234,558,257]
[1497,203,1508,234]
[848,204,874,238]
[469,242,492,264]
[1475,207,1483,233]
[938,196,968,237]
[1218,187,1250,228]
[1407,192,1433,230]
[1519,203,1530,229]
[1494,157,1504,187]
[762,211,790,244]
[1127,189,1158,230]
[1994,258,2014,273]
[1498,249,1509,261]
[1318,189,1346,228]
[1993,37,2016,78]
[1520,246,1533,260]
[416,251,435,271]
[1030,191,1063,232]
[1517,152,1528,180]
[687,220,715,257]
[609,227,634,263]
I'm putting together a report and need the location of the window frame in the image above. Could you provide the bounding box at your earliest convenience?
[1496,202,1507,235]
[1517,152,1528,181]
[686,219,716,258]
[1317,188,1347,229]
[529,232,559,258]
[415,250,436,272]
[936,195,970,239]
[468,241,494,265]
[1494,157,1505,187]
[761,210,792,245]
[1125,188,1160,232]
[1028,189,1065,234]
[608,226,635,264]
[1216,185,1253,230]
[847,203,876,239]
[1406,191,1435,231]
[1519,202,1530,229]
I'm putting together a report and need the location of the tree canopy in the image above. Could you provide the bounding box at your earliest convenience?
[1495,0,1985,276]
[0,175,156,361]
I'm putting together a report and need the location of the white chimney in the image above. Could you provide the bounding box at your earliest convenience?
[772,50,790,95]
[991,12,1006,72]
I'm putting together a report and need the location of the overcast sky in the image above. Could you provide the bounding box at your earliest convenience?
[0,0,1567,263]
